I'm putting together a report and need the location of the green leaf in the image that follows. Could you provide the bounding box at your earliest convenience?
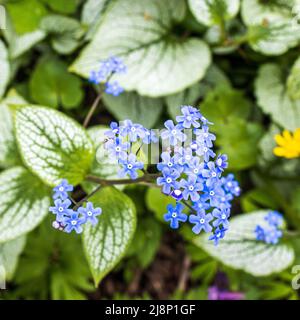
[0,40,10,99]
[40,0,80,14]
[0,90,26,168]
[40,15,84,55]
[82,126,121,193]
[188,0,240,26]
[71,0,211,97]
[83,187,136,285]
[287,56,300,101]
[29,56,83,109]
[0,167,50,243]
[103,91,163,128]
[146,187,176,222]
[255,63,300,130]
[242,0,300,55]
[194,210,295,276]
[0,236,26,281]
[15,105,94,186]
[6,0,47,34]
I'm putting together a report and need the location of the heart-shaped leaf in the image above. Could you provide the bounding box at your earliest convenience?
[71,0,211,97]
[0,167,50,243]
[15,105,94,186]
[194,210,295,276]
[83,187,136,285]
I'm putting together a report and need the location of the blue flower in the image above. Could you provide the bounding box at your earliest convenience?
[161,120,186,146]
[176,147,194,166]
[164,203,187,229]
[202,161,220,187]
[264,227,283,245]
[53,179,73,200]
[110,56,127,74]
[215,154,228,172]
[78,202,102,226]
[176,105,201,128]
[119,120,146,142]
[157,168,180,194]
[212,206,230,228]
[143,129,158,144]
[255,225,265,241]
[221,174,241,196]
[89,70,107,85]
[105,122,120,139]
[157,152,182,174]
[184,156,205,177]
[189,210,213,234]
[119,153,144,179]
[105,81,124,96]
[105,137,129,160]
[264,211,283,227]
[204,182,224,207]
[194,126,216,148]
[209,226,227,246]
[180,175,203,202]
[193,141,216,162]
[192,197,210,211]
[49,199,73,222]
[64,212,85,234]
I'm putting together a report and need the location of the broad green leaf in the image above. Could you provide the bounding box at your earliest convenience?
[0,40,10,99]
[287,56,300,101]
[0,236,26,281]
[255,63,300,130]
[165,64,230,120]
[0,167,50,243]
[242,0,300,55]
[83,187,136,285]
[146,188,176,222]
[6,0,47,34]
[82,126,121,194]
[40,0,80,14]
[81,0,111,39]
[15,106,94,186]
[71,0,211,97]
[2,15,46,59]
[103,92,163,128]
[194,211,295,276]
[29,56,83,109]
[188,0,240,26]
[0,90,26,168]
[40,15,84,55]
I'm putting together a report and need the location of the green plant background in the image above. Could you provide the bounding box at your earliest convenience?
[0,0,299,300]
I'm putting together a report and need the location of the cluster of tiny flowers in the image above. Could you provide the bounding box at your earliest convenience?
[89,56,126,96]
[104,105,240,245]
[157,106,240,245]
[104,120,157,179]
[255,211,283,245]
[49,179,102,234]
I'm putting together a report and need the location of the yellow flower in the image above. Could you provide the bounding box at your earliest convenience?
[273,129,300,159]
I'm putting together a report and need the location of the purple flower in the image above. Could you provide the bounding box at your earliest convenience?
[203,182,225,207]
[49,199,73,222]
[161,120,186,146]
[192,197,210,211]
[105,81,124,96]
[53,179,73,200]
[176,147,194,166]
[164,203,187,229]
[180,175,203,202]
[189,210,213,234]
[78,202,102,226]
[255,225,265,241]
[105,122,120,139]
[119,153,144,179]
[215,154,228,172]
[64,212,85,234]
[194,126,216,148]
[202,161,220,187]
[212,206,230,228]
[264,211,283,227]
[221,174,241,196]
[119,120,146,142]
[184,156,205,177]
[209,226,227,246]
[110,56,127,74]
[176,105,201,128]
[157,152,183,174]
[105,137,129,160]
[264,227,283,244]
[157,168,180,194]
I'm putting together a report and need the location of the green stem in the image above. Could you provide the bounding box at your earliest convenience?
[83,91,102,128]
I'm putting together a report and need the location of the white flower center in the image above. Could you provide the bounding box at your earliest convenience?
[227,182,232,187]
[200,218,205,224]
[194,169,199,174]
[127,164,133,169]
[167,162,173,167]
[87,211,93,217]
[59,187,64,192]
[210,191,215,196]
[187,116,192,121]
[174,190,181,196]
[166,177,172,183]
[131,127,136,132]
[58,207,64,212]
[204,133,208,138]
[171,129,177,135]
[172,213,177,218]
[189,186,194,191]
[115,146,121,152]
[185,155,191,160]
[71,220,77,226]
[212,172,217,177]
[221,214,227,220]
[217,159,222,166]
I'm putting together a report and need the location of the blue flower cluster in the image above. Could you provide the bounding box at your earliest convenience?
[104,119,158,179]
[255,211,283,244]
[104,105,240,245]
[157,106,240,245]
[49,180,102,234]
[89,56,126,96]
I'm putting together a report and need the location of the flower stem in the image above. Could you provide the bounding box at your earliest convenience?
[83,91,103,128]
